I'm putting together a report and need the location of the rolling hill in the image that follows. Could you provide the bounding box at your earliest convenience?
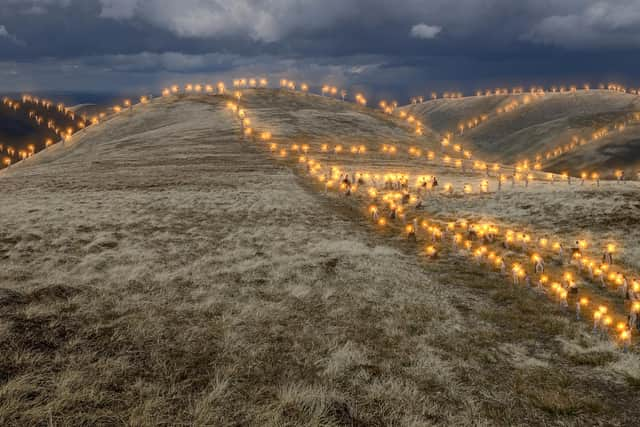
[402,90,640,177]
[0,98,86,161]
[0,89,639,425]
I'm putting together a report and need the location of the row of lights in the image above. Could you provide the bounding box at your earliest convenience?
[411,82,640,103]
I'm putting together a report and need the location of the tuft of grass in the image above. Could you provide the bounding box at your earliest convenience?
[566,351,618,367]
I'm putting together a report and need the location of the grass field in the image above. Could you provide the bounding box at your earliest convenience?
[1,91,639,425]
[402,90,640,177]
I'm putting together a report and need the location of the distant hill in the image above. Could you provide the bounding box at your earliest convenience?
[0,92,127,164]
[401,90,640,177]
[0,105,56,159]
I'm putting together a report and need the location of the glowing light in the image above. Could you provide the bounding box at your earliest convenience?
[260,132,272,141]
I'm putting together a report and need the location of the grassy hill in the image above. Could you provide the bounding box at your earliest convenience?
[402,90,640,177]
[0,90,639,425]
[0,100,84,161]
[0,106,53,156]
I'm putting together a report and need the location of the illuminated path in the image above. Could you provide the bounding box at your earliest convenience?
[229,88,640,349]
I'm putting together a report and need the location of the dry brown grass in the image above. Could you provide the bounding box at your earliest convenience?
[0,91,638,425]
[402,90,640,176]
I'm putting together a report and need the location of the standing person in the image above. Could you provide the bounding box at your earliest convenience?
[558,244,564,263]
[560,291,568,310]
[576,300,581,320]
[629,307,638,332]
[468,224,478,241]
[621,327,632,352]
[389,205,397,220]
[571,241,581,259]
[621,275,629,299]
[537,275,547,292]
[631,280,639,301]
[408,224,416,242]
[415,196,424,209]
[402,191,410,205]
[486,228,495,243]
[435,227,443,242]
[599,270,607,288]
[593,312,601,334]
[568,279,578,295]
[512,266,520,285]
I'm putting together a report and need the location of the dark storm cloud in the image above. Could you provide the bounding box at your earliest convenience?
[1,0,640,96]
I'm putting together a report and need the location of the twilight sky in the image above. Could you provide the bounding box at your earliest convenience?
[2,0,640,100]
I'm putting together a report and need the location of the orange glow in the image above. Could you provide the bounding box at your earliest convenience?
[260,132,272,141]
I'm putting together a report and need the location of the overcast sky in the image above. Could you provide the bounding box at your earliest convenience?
[1,0,640,101]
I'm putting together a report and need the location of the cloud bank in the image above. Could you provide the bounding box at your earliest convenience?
[1,0,640,95]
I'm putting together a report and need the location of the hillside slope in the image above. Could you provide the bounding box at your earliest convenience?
[0,91,639,425]
[402,90,640,176]
[0,99,81,161]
